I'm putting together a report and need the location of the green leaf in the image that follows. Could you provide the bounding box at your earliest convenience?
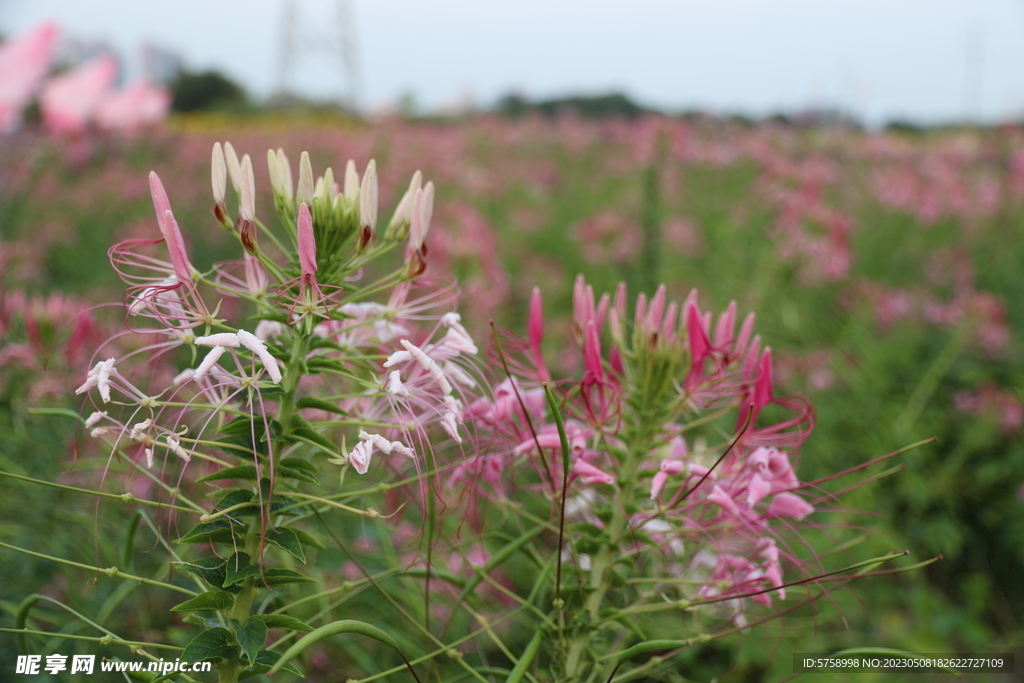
[171,591,235,612]
[290,415,341,455]
[215,434,266,459]
[289,526,326,550]
[263,528,306,562]
[181,627,240,663]
[196,466,259,483]
[123,511,142,569]
[218,417,268,438]
[180,557,227,588]
[278,463,320,486]
[262,568,315,585]
[570,523,605,537]
[279,457,319,473]
[177,519,245,544]
[296,396,349,415]
[214,418,271,459]
[213,489,258,515]
[268,620,405,675]
[248,614,314,632]
[233,618,268,666]
[305,356,345,374]
[224,552,259,587]
[238,650,303,680]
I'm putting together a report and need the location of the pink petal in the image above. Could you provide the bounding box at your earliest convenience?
[297,202,318,276]
[767,492,814,520]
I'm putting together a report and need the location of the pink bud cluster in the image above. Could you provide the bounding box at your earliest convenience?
[458,275,818,623]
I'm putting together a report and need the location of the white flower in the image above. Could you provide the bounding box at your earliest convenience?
[166,434,191,463]
[387,370,410,397]
[130,419,152,443]
[76,358,117,403]
[85,411,107,428]
[194,332,240,347]
[237,329,282,384]
[194,346,226,380]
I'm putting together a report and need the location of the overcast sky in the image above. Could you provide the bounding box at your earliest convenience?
[3,0,1024,124]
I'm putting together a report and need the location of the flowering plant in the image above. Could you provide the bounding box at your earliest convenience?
[5,140,935,682]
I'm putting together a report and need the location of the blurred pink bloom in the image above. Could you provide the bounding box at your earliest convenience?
[0,21,57,131]
[95,80,170,132]
[40,54,118,134]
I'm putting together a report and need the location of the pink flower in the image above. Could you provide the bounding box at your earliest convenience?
[708,484,740,516]
[573,459,615,486]
[766,492,814,520]
[0,22,57,132]
[94,80,170,132]
[39,54,118,134]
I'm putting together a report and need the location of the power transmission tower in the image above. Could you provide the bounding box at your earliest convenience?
[276,0,364,111]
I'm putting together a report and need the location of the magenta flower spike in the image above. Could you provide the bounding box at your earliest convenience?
[754,347,774,409]
[736,312,756,356]
[573,459,616,486]
[583,320,604,382]
[297,202,318,277]
[714,301,737,348]
[685,299,710,377]
[645,284,667,335]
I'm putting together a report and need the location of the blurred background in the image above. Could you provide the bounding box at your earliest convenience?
[2,1,1024,681]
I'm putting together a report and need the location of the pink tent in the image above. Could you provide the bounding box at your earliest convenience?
[0,22,58,132]
[39,54,118,134]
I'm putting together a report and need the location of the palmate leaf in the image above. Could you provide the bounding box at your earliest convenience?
[262,528,306,562]
[196,465,259,483]
[278,457,320,485]
[232,618,268,665]
[171,591,235,613]
[177,519,245,545]
[224,552,260,587]
[181,627,239,664]
[238,649,303,680]
[296,395,349,415]
[180,557,228,588]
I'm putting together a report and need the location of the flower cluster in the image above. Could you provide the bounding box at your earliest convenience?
[77,141,480,488]
[460,274,819,636]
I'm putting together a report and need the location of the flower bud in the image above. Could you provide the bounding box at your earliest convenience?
[239,219,259,255]
[360,159,378,231]
[240,154,256,222]
[224,141,242,193]
[385,170,422,241]
[344,159,359,201]
[211,142,226,205]
[276,149,293,201]
[298,151,314,204]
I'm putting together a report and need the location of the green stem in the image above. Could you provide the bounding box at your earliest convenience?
[220,333,308,683]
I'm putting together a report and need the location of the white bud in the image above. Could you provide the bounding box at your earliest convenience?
[360,159,378,230]
[224,141,242,193]
[212,143,226,204]
[344,159,359,200]
[298,151,314,204]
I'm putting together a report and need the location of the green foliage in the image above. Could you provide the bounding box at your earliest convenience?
[170,69,249,113]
